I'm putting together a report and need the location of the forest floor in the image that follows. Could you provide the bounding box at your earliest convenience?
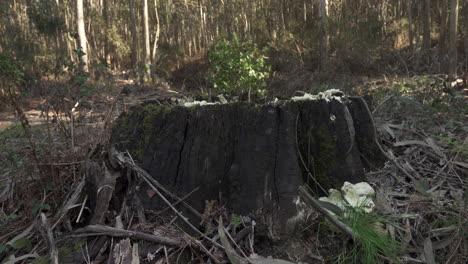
[0,74,467,263]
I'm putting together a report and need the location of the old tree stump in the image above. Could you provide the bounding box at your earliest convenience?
[110,96,384,234]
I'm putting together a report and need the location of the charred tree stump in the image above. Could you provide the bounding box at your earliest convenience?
[111,97,384,234]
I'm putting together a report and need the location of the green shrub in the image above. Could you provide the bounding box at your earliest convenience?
[208,34,270,96]
[0,53,24,106]
[0,53,24,88]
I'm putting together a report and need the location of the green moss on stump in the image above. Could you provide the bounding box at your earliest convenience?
[301,125,340,193]
[113,103,172,162]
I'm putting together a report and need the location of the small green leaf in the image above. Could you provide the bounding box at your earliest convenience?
[11,237,32,251]
[0,244,7,254]
[230,214,242,228]
[32,204,51,216]
[414,179,430,195]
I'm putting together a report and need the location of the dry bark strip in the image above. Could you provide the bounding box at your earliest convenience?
[37,213,59,264]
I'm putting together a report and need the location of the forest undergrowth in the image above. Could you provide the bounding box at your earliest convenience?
[0,70,466,263]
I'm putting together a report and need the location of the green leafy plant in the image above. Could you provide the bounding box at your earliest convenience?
[230,214,242,229]
[31,203,51,216]
[208,34,270,97]
[0,213,19,229]
[79,86,95,98]
[0,52,24,106]
[435,136,468,158]
[372,76,467,118]
[70,48,90,87]
[0,244,6,254]
[11,237,32,251]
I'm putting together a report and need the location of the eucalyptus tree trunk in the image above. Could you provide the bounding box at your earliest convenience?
[198,0,205,51]
[408,0,413,50]
[103,0,111,66]
[130,0,139,73]
[142,0,151,82]
[303,0,307,22]
[448,0,459,80]
[465,3,468,81]
[318,0,329,73]
[423,0,431,51]
[76,0,89,72]
[151,0,161,64]
[439,0,448,58]
[52,0,66,64]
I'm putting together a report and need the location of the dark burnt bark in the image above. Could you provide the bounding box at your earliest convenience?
[111,98,384,233]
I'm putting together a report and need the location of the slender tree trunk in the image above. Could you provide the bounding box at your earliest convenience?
[448,0,459,80]
[318,0,328,73]
[465,4,468,83]
[198,0,205,51]
[439,0,448,58]
[130,0,139,73]
[76,0,89,72]
[142,0,151,82]
[408,0,413,50]
[64,4,75,62]
[303,0,307,22]
[151,0,161,63]
[103,0,111,66]
[280,0,286,31]
[53,0,66,65]
[423,0,431,50]
[415,1,423,48]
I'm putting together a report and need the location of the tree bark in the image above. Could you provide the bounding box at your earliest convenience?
[129,0,139,74]
[439,0,448,60]
[103,0,111,66]
[151,0,161,64]
[318,0,328,73]
[111,99,385,234]
[448,0,459,80]
[423,0,431,51]
[408,0,413,50]
[76,0,89,72]
[142,0,151,82]
[52,0,66,65]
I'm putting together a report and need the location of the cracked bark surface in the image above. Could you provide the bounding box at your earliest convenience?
[111,98,384,234]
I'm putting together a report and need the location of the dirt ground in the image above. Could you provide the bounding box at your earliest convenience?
[0,76,466,263]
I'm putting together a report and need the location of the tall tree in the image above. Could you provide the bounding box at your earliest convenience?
[130,0,139,73]
[408,0,413,50]
[142,0,151,82]
[423,0,431,51]
[318,0,329,72]
[439,0,448,58]
[151,0,161,63]
[76,0,89,72]
[51,0,66,64]
[103,0,111,66]
[448,0,459,80]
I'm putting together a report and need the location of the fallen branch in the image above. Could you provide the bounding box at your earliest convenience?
[37,213,59,264]
[299,186,358,241]
[118,150,225,249]
[73,225,183,246]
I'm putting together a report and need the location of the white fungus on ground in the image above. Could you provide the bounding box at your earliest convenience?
[319,181,375,214]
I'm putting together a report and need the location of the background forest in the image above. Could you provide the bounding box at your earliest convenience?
[1,0,467,93]
[0,0,467,264]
